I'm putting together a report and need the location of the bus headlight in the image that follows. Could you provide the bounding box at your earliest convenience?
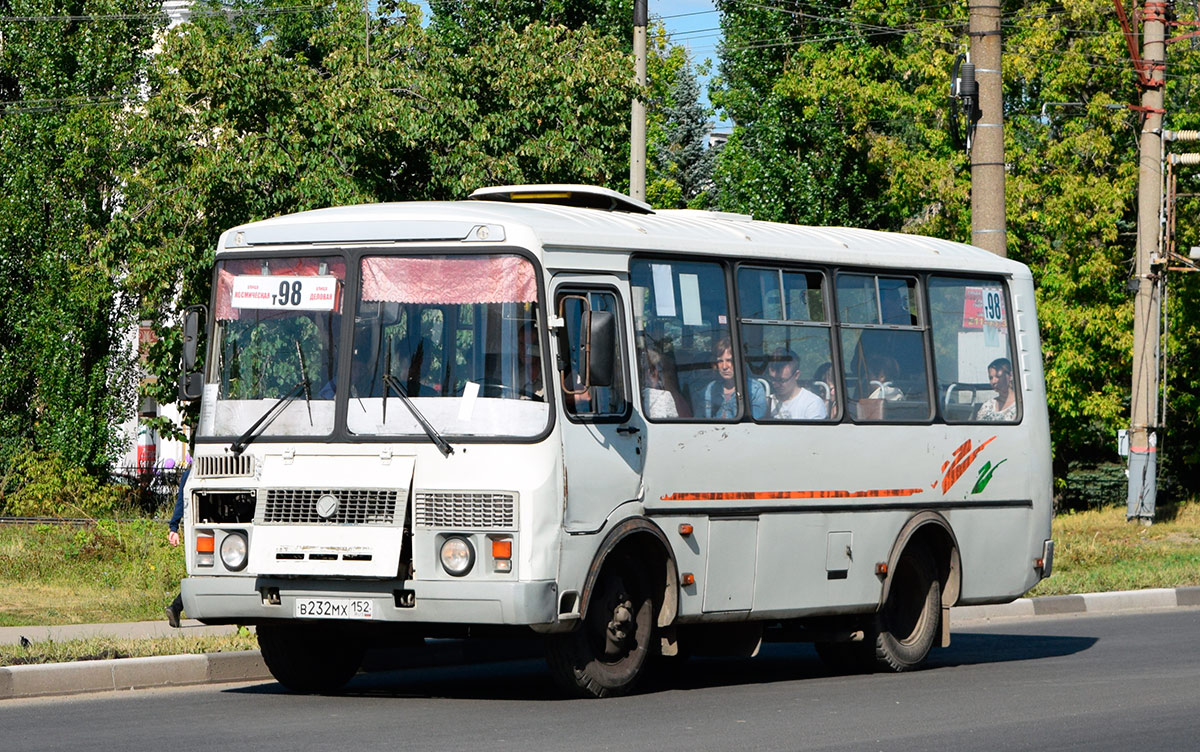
[439,536,474,577]
[219,532,249,571]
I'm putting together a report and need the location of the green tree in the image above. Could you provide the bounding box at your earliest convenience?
[114,0,634,431]
[648,56,713,209]
[0,0,163,472]
[710,0,1191,501]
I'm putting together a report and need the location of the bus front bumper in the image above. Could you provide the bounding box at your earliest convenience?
[180,575,559,628]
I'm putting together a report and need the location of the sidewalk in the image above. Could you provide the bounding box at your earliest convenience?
[3,586,1198,701]
[0,619,239,646]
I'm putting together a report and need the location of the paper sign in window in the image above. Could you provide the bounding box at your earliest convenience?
[651,264,676,317]
[679,273,703,326]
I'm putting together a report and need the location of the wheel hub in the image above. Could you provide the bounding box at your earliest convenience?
[603,594,635,658]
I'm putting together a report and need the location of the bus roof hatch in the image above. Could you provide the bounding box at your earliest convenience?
[469,184,655,215]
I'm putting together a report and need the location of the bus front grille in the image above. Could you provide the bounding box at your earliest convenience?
[414,491,517,530]
[195,454,255,478]
[262,489,400,525]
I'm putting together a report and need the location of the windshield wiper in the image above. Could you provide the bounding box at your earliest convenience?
[229,380,306,455]
[229,341,313,455]
[382,373,455,458]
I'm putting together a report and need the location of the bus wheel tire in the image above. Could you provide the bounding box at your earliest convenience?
[257,623,366,694]
[545,554,654,698]
[873,546,940,672]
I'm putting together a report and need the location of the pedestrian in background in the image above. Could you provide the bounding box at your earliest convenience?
[164,462,190,628]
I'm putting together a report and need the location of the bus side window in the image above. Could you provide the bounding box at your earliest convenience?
[836,273,932,422]
[556,291,629,418]
[736,266,837,421]
[928,276,1019,423]
[630,258,734,420]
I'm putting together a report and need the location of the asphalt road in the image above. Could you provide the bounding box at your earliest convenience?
[4,609,1199,752]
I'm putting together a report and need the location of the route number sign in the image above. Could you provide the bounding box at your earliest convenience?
[231,275,339,311]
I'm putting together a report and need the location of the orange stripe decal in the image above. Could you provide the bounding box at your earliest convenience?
[660,488,926,502]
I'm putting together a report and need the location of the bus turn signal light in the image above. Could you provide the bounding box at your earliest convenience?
[875,562,888,576]
[492,538,512,573]
[678,524,694,537]
[681,573,695,586]
[196,534,215,553]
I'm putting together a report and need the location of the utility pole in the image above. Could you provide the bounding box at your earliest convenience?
[630,0,647,201]
[1127,0,1168,525]
[969,0,1006,256]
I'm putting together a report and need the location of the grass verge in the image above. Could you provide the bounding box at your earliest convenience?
[1029,500,1200,596]
[0,519,184,627]
[0,630,259,667]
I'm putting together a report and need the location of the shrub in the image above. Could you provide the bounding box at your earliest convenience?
[0,448,134,518]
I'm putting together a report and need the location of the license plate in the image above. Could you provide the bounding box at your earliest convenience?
[294,597,373,620]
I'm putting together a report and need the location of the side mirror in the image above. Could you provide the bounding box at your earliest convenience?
[178,372,204,402]
[177,305,208,402]
[586,310,615,388]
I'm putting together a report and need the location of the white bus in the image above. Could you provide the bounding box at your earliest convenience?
[177,185,1054,697]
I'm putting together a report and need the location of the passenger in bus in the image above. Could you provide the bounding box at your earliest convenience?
[975,357,1017,421]
[766,349,826,420]
[642,345,690,418]
[702,336,766,419]
[866,355,904,401]
[812,361,837,417]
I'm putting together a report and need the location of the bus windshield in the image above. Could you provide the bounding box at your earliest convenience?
[199,256,345,438]
[345,253,549,439]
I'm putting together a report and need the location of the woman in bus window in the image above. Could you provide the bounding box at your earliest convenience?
[641,345,690,418]
[703,336,766,419]
[976,357,1017,421]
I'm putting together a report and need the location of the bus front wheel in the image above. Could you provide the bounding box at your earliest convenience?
[257,622,366,694]
[545,553,654,698]
[873,545,941,671]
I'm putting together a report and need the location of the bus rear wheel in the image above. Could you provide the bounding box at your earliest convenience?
[545,553,654,698]
[258,622,366,694]
[872,546,941,672]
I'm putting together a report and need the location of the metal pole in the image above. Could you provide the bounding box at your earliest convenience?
[969,0,1006,256]
[1127,0,1166,525]
[630,0,647,201]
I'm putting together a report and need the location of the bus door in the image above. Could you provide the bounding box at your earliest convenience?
[552,278,644,533]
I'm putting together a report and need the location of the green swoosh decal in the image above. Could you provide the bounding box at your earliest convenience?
[971,458,1007,494]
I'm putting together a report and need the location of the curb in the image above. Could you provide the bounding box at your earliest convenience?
[0,650,268,700]
[3,587,1199,701]
[950,585,1200,624]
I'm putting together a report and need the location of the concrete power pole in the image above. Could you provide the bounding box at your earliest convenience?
[969,0,1006,256]
[630,0,648,201]
[1128,1,1167,525]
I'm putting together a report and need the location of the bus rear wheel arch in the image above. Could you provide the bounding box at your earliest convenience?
[872,544,941,671]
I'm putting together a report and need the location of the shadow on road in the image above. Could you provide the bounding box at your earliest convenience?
[927,631,1099,668]
[226,631,1097,701]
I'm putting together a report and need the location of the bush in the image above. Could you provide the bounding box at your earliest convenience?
[0,449,134,518]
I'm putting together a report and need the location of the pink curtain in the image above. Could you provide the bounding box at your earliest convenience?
[360,256,537,304]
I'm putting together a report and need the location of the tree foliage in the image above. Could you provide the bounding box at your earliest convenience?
[112,0,635,434]
[712,0,1200,500]
[0,0,162,472]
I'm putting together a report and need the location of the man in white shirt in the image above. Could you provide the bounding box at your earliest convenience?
[767,349,827,420]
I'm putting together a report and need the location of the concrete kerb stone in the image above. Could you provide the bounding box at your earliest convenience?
[0,651,271,700]
[951,585,1200,626]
